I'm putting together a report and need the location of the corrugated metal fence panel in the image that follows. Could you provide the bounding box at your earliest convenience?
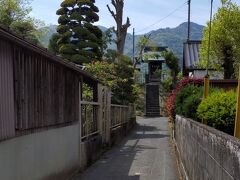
[184,42,201,68]
[0,40,15,140]
[184,44,190,67]
[13,46,80,130]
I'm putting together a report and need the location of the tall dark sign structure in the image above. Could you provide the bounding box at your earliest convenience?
[144,46,167,117]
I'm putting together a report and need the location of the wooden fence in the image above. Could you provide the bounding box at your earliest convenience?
[80,101,100,140]
[210,79,238,90]
[0,26,136,143]
[80,100,135,141]
[111,105,129,129]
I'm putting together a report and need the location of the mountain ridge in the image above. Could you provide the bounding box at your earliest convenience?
[40,22,205,59]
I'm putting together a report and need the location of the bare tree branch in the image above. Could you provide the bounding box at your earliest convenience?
[107,4,117,21]
[107,0,130,55]
[111,0,117,9]
[123,17,131,29]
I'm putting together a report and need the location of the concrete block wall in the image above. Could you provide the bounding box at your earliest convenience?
[80,135,103,171]
[175,115,240,180]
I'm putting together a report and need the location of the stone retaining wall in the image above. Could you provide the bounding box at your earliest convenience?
[174,115,240,180]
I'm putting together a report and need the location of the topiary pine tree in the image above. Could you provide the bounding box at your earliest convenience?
[56,0,103,64]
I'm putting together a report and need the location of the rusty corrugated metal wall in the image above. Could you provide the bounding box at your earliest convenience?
[0,40,15,140]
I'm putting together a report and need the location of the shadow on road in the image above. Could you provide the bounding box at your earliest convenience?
[73,118,177,180]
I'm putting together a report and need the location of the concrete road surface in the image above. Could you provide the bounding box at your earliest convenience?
[72,117,180,180]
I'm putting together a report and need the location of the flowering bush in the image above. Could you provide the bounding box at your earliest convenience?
[166,77,203,120]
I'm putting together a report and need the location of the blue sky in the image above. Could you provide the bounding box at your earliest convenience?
[30,0,240,34]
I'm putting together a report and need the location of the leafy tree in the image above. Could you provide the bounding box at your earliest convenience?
[162,51,180,87]
[134,34,151,68]
[107,0,130,55]
[85,61,117,87]
[103,49,119,63]
[199,0,240,79]
[0,0,31,26]
[113,56,137,104]
[0,0,43,44]
[48,33,61,53]
[56,0,103,64]
[102,27,114,51]
[85,56,139,104]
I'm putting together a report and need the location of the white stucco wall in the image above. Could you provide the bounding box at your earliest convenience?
[193,70,224,79]
[0,124,80,180]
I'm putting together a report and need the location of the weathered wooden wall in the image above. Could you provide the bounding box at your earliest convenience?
[0,26,137,180]
[0,40,15,141]
[0,30,90,140]
[13,45,80,130]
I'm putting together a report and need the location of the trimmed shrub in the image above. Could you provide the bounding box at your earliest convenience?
[197,90,236,135]
[166,77,203,120]
[175,85,203,120]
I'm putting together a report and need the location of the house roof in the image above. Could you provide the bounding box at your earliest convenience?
[183,40,201,70]
[0,25,98,83]
[144,46,168,53]
[147,57,165,62]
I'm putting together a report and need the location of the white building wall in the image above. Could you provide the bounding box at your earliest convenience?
[0,124,80,180]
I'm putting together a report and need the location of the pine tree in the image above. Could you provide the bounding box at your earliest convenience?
[56,0,103,64]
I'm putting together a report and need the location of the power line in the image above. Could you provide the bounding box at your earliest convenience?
[136,1,188,34]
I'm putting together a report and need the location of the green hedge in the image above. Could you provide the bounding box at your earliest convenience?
[175,85,203,120]
[197,90,236,135]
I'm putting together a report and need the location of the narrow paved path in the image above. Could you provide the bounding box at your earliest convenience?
[73,117,179,180]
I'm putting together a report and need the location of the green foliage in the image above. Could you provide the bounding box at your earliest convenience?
[85,61,117,87]
[102,27,114,51]
[162,51,180,73]
[85,55,139,104]
[160,71,182,93]
[56,0,103,64]
[199,1,240,79]
[112,56,138,104]
[0,0,31,26]
[103,49,118,62]
[137,36,151,51]
[48,33,61,53]
[162,51,180,89]
[135,35,151,62]
[0,0,44,44]
[135,84,144,110]
[143,50,162,61]
[197,90,236,135]
[82,83,93,101]
[175,85,203,120]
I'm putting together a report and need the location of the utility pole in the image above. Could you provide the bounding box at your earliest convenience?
[132,28,135,63]
[187,0,191,41]
[206,0,213,77]
[203,0,213,101]
[235,67,240,138]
